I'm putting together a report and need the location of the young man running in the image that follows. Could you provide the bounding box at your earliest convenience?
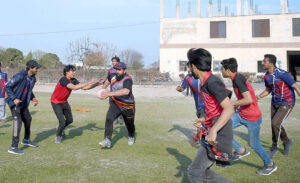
[0,62,8,123]
[51,65,100,144]
[176,63,205,119]
[103,56,124,125]
[187,48,234,183]
[176,63,205,146]
[221,58,276,175]
[99,62,135,148]
[6,60,40,155]
[257,54,300,158]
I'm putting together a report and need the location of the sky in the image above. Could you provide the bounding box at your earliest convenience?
[0,0,300,68]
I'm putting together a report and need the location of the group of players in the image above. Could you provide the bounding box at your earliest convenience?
[176,48,300,182]
[1,57,135,155]
[1,48,299,182]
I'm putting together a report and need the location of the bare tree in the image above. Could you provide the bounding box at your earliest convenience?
[119,49,144,70]
[93,42,118,66]
[85,51,106,67]
[65,36,93,68]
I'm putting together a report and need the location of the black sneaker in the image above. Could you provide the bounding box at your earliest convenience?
[283,139,294,155]
[256,163,277,175]
[268,147,278,158]
[232,148,250,161]
[8,147,24,155]
[21,139,38,147]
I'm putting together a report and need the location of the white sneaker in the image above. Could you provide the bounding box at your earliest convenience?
[128,137,135,146]
[99,138,111,148]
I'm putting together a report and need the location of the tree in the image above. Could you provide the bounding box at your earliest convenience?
[39,53,63,68]
[65,36,93,68]
[85,51,106,67]
[93,42,118,67]
[119,49,144,70]
[32,50,46,60]
[149,61,159,71]
[1,48,24,67]
[0,47,5,62]
[25,52,33,62]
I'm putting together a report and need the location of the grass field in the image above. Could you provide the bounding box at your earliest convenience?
[0,92,299,183]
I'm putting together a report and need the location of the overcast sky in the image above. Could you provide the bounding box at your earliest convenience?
[0,0,299,67]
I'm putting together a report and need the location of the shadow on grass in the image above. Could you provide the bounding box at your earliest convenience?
[20,126,58,150]
[230,159,261,169]
[166,147,191,183]
[65,123,104,141]
[168,124,194,139]
[0,124,11,128]
[6,110,38,123]
[0,133,5,136]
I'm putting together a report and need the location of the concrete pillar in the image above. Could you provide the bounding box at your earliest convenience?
[196,0,201,17]
[280,0,289,14]
[160,0,164,19]
[244,0,249,15]
[237,0,242,16]
[176,0,180,18]
[218,0,221,16]
[209,0,213,17]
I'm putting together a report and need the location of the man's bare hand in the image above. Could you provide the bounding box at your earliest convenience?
[176,86,183,92]
[206,130,218,146]
[14,99,22,106]
[32,98,38,106]
[194,117,205,128]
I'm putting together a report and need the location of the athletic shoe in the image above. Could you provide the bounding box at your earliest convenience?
[231,148,250,161]
[256,163,277,175]
[99,138,111,148]
[55,136,62,144]
[128,137,135,146]
[21,139,38,147]
[283,139,294,155]
[268,147,278,158]
[8,147,24,155]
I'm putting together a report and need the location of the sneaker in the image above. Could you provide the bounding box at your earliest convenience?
[268,147,278,158]
[8,147,24,155]
[21,139,38,147]
[55,136,62,144]
[283,139,294,155]
[128,137,135,146]
[99,138,111,148]
[232,148,250,161]
[256,163,277,175]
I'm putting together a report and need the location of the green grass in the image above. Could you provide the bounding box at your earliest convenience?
[0,92,300,183]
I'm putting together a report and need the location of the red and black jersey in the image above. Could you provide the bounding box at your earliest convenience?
[198,71,233,160]
[200,71,232,126]
[50,77,80,104]
[232,73,261,121]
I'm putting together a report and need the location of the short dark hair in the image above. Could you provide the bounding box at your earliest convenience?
[111,56,120,62]
[63,65,76,76]
[187,48,212,71]
[264,54,276,66]
[221,58,238,73]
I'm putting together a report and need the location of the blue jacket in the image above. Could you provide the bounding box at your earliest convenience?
[5,69,36,108]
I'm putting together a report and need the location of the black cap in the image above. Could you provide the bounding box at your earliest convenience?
[26,60,41,68]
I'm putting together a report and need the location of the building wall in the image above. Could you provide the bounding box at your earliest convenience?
[160,13,300,80]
